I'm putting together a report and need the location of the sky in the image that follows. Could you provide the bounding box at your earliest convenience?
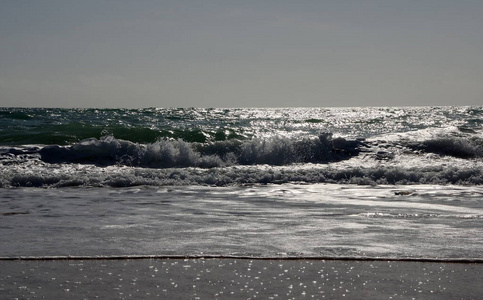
[0,0,482,108]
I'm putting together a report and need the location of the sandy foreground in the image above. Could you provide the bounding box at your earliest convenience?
[1,258,482,299]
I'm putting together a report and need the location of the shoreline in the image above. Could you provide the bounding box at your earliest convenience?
[2,255,483,264]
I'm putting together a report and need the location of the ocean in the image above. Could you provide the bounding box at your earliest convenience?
[1,106,482,260]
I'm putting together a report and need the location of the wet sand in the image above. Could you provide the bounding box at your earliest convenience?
[1,258,482,299]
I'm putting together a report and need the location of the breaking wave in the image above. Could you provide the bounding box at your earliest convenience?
[5,130,481,168]
[408,136,483,158]
[1,164,483,188]
[1,127,483,187]
[33,133,365,168]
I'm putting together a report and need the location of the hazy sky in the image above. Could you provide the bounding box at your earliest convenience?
[1,0,482,108]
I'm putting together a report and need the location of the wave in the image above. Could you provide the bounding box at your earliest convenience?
[32,133,364,168]
[0,110,33,120]
[2,163,482,188]
[0,123,247,145]
[407,136,483,158]
[2,129,483,187]
[2,130,483,168]
[15,130,483,168]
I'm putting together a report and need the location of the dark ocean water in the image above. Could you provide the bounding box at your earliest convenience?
[0,106,482,259]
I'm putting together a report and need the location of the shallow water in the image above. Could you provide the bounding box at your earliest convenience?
[1,184,482,259]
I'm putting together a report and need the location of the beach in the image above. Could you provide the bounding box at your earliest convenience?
[2,0,483,296]
[1,258,482,299]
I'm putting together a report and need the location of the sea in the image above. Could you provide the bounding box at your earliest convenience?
[1,106,482,260]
